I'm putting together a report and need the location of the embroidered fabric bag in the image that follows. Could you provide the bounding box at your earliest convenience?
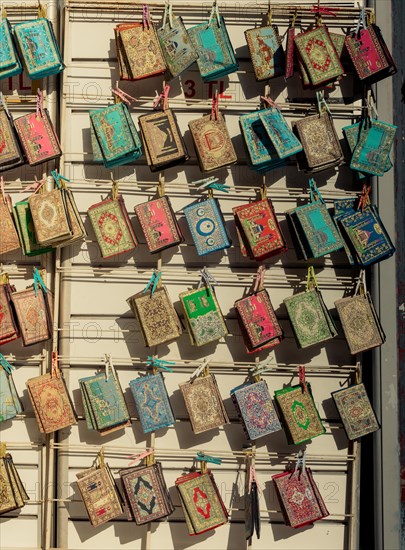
[0,278,20,345]
[0,19,23,79]
[14,109,62,166]
[129,372,175,433]
[332,382,380,440]
[13,200,54,256]
[0,193,21,256]
[0,104,24,172]
[11,285,53,346]
[184,197,231,256]
[0,362,23,423]
[0,453,29,516]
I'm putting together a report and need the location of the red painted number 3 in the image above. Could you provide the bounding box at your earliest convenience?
[184,79,196,98]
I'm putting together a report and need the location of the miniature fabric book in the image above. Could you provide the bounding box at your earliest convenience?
[114,22,166,81]
[332,382,379,440]
[179,286,228,347]
[176,471,229,535]
[294,25,343,87]
[0,196,20,256]
[272,467,329,528]
[26,371,77,433]
[245,24,285,80]
[11,287,52,346]
[235,289,283,353]
[119,462,174,524]
[0,367,23,423]
[0,108,24,173]
[335,292,385,355]
[90,103,142,168]
[189,112,237,172]
[129,373,175,434]
[0,282,19,345]
[28,188,72,246]
[138,109,188,172]
[157,15,198,78]
[79,370,130,435]
[274,383,325,445]
[233,198,286,261]
[349,119,397,177]
[13,200,54,256]
[134,196,183,253]
[258,108,303,159]
[127,286,182,347]
[76,462,123,526]
[345,24,396,85]
[338,205,395,266]
[231,379,282,440]
[187,17,238,81]
[0,453,29,516]
[284,288,337,348]
[184,198,231,256]
[87,195,138,258]
[14,110,62,166]
[292,112,343,172]
[0,19,23,79]
[179,374,229,434]
[13,18,64,79]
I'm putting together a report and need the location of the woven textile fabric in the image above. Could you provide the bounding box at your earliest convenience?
[245,25,285,80]
[184,198,231,256]
[0,284,19,345]
[129,373,175,433]
[0,19,22,79]
[157,16,198,78]
[0,198,20,255]
[13,200,53,256]
[29,188,71,245]
[0,109,24,171]
[135,196,182,253]
[274,383,325,445]
[349,119,396,176]
[180,374,229,434]
[11,288,51,346]
[0,454,29,516]
[332,383,379,440]
[14,110,61,166]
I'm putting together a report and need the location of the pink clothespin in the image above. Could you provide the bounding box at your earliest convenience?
[211,90,219,121]
[143,4,151,29]
[128,448,154,467]
[299,365,307,392]
[112,87,136,106]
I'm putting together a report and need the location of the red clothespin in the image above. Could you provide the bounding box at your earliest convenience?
[299,365,307,393]
[260,95,280,110]
[358,184,371,211]
[153,85,170,110]
[310,4,337,17]
[21,176,47,195]
[143,4,151,29]
[51,352,59,378]
[211,90,219,121]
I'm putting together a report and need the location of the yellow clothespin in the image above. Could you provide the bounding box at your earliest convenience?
[0,442,7,458]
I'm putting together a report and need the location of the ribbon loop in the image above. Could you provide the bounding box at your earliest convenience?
[0,353,14,375]
[33,267,47,297]
[310,5,337,17]
[146,356,175,373]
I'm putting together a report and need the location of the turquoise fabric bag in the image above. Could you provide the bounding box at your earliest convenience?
[0,19,23,80]
[14,18,64,79]
[0,360,23,423]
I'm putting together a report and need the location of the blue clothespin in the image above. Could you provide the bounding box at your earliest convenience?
[33,267,47,297]
[51,170,70,189]
[143,271,161,296]
[196,451,222,465]
[0,354,14,375]
[146,356,175,373]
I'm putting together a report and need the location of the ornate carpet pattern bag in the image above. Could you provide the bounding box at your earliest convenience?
[29,187,72,246]
[274,375,325,445]
[26,360,77,434]
[0,358,23,423]
[135,195,183,254]
[294,24,343,87]
[293,111,343,173]
[0,451,29,516]
[189,110,237,173]
[0,278,20,345]
[272,465,329,528]
[0,19,22,79]
[235,268,283,354]
[179,369,229,434]
[283,267,337,349]
[176,470,229,535]
[184,197,231,256]
[0,193,20,256]
[138,108,188,172]
[11,284,53,346]
[179,278,228,347]
[187,12,238,82]
[335,271,385,355]
[245,9,285,81]
[114,6,166,80]
[285,179,343,259]
[233,198,286,261]
[0,103,24,172]
[119,460,174,525]
[231,378,282,440]
[332,382,379,440]
[80,358,130,436]
[157,7,198,78]
[90,102,142,168]
[76,451,123,527]
[14,109,61,166]
[129,372,175,434]
[127,275,182,348]
[14,18,64,79]
[87,193,138,258]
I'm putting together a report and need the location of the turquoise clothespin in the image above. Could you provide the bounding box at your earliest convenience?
[146,356,175,373]
[196,451,222,465]
[143,271,162,296]
[33,267,47,297]
[193,176,230,193]
[0,354,14,374]
[51,170,70,189]
[308,178,324,204]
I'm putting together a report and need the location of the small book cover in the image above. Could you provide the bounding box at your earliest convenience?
[245,25,285,80]
[332,383,380,440]
[184,198,231,256]
[14,110,62,166]
[157,15,198,78]
[135,196,182,253]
